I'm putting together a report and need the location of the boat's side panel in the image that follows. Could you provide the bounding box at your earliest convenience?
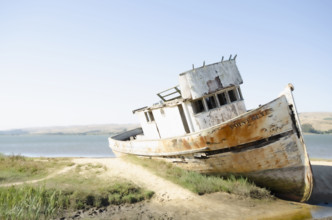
[110,96,293,156]
[162,133,311,201]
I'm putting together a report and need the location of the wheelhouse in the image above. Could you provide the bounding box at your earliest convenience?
[133,57,246,139]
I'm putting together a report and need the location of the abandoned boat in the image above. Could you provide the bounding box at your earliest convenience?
[108,56,313,202]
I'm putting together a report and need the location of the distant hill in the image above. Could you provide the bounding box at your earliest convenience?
[299,112,332,134]
[0,124,139,136]
[1,112,331,136]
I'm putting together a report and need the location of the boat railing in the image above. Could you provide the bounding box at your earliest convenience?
[157,85,182,101]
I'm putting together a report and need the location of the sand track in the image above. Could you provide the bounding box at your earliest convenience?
[0,165,74,187]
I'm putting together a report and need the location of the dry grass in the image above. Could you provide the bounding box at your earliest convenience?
[299,112,332,132]
[0,154,71,184]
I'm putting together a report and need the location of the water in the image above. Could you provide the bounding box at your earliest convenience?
[0,135,114,157]
[311,203,332,219]
[1,134,330,159]
[302,134,332,218]
[303,134,332,160]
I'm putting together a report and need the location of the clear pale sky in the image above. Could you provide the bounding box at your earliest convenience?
[0,0,331,130]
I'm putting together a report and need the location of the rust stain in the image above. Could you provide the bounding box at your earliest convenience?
[182,139,191,150]
[199,136,207,148]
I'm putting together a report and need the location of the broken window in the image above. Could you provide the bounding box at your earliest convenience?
[228,89,237,102]
[217,92,227,106]
[148,111,155,122]
[205,95,217,110]
[192,99,205,114]
[237,87,243,100]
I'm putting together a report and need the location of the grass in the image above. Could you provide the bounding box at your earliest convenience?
[124,155,272,199]
[0,155,154,219]
[0,185,68,220]
[0,182,154,220]
[43,163,154,210]
[0,154,72,184]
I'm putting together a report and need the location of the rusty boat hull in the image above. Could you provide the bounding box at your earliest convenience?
[109,88,313,202]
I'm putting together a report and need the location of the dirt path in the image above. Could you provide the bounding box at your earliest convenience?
[0,165,74,187]
[71,158,312,220]
[0,157,314,219]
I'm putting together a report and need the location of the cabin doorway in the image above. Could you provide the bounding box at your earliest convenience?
[178,105,190,134]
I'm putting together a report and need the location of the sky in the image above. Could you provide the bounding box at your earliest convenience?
[0,0,331,130]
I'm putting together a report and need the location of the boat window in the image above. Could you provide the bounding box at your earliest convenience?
[237,87,243,100]
[192,99,205,114]
[217,92,227,106]
[205,96,217,110]
[148,111,155,122]
[144,112,149,122]
[228,89,237,102]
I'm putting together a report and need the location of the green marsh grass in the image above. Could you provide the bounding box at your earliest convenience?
[0,182,153,219]
[42,164,154,210]
[0,185,68,220]
[124,155,272,199]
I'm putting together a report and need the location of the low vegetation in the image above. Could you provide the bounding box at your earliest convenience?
[0,155,154,219]
[43,163,154,210]
[124,155,272,199]
[0,185,68,219]
[0,182,153,220]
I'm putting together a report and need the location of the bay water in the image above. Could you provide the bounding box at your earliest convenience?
[0,135,114,157]
[0,134,330,159]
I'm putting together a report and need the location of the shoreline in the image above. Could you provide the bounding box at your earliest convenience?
[1,156,332,219]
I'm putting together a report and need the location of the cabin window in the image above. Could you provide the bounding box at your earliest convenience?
[237,87,243,100]
[144,112,149,122]
[205,96,217,110]
[192,99,205,114]
[217,92,227,106]
[228,89,237,102]
[148,111,155,122]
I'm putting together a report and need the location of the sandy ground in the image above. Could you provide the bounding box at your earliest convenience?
[60,158,312,220]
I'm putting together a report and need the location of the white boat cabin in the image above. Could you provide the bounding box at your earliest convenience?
[133,57,246,140]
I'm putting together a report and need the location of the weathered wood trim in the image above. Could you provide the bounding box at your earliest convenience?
[113,146,209,157]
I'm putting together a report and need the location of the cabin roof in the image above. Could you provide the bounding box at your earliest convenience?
[132,97,185,114]
[179,57,236,76]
